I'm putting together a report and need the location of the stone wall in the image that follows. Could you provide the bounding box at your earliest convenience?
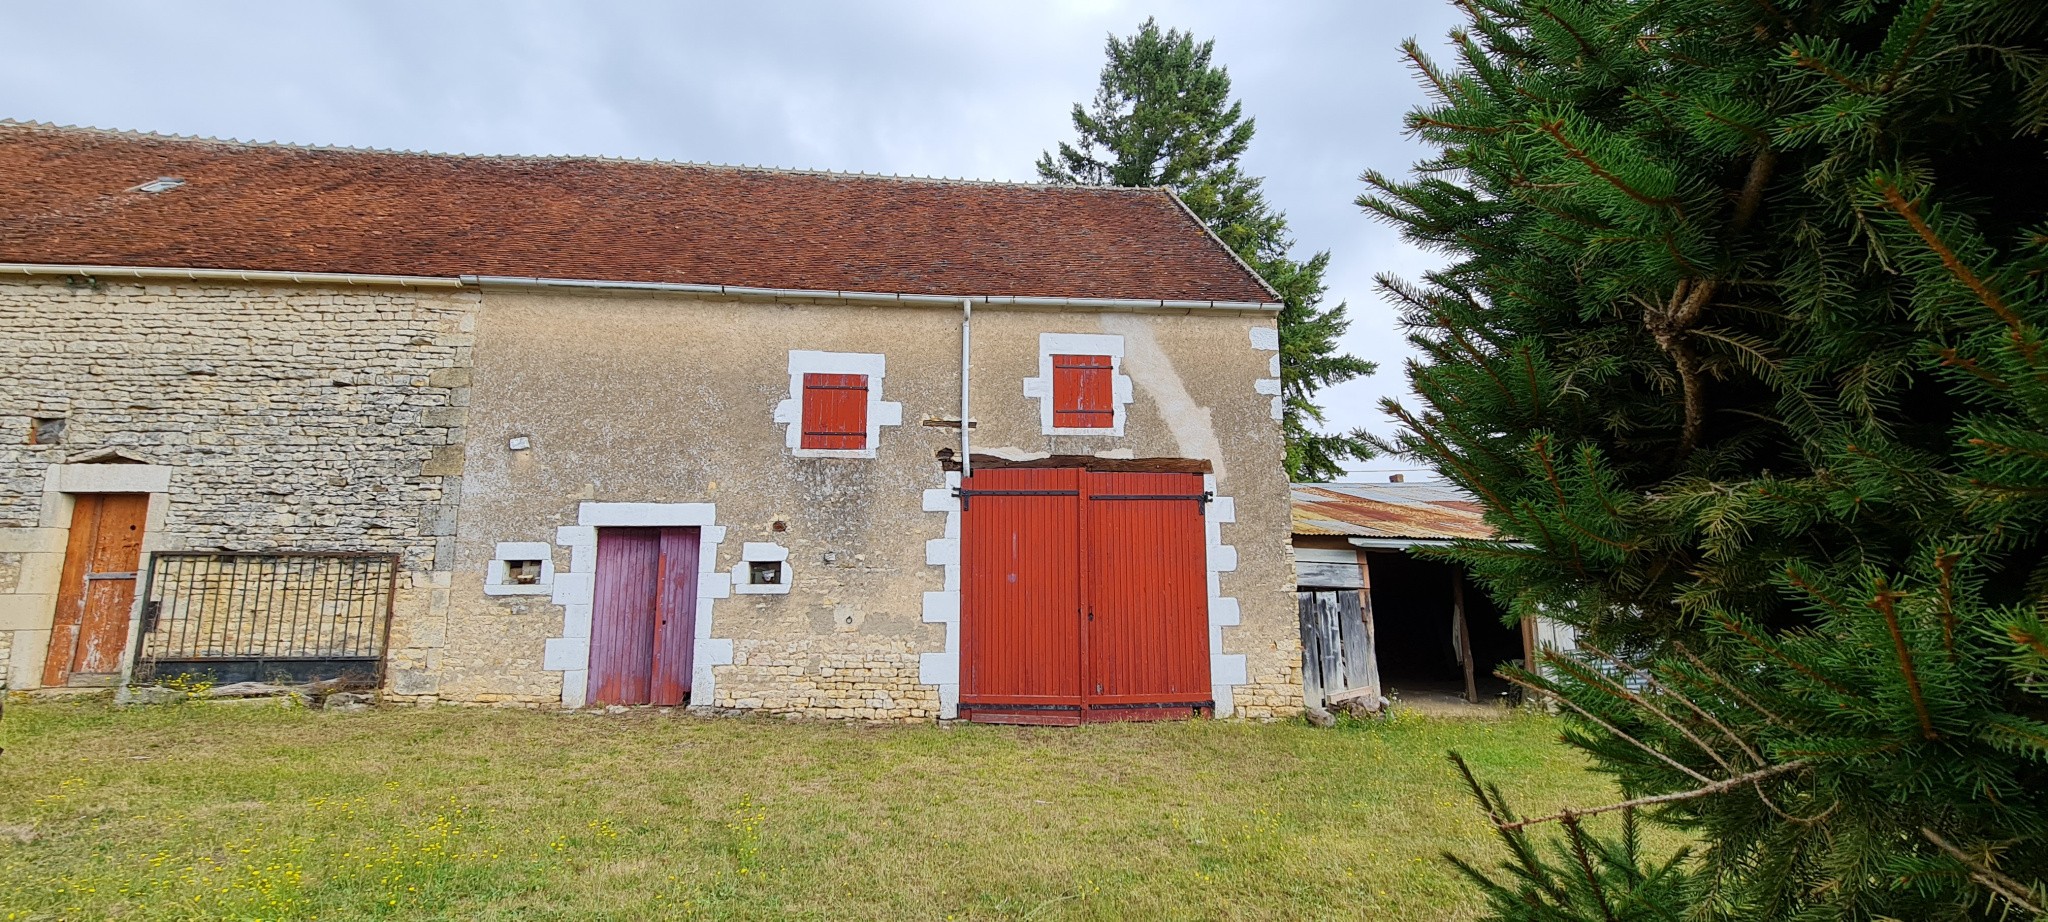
[0,276,1303,718]
[448,289,1302,720]
[0,278,475,690]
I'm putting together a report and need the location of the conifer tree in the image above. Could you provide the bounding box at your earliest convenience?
[1040,18,1375,480]
[1362,1,2048,917]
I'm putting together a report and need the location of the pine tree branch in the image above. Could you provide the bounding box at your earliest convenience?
[1497,759,1811,831]
[1871,582,1940,741]
[1709,609,1858,696]
[1531,437,1635,552]
[1579,641,1766,767]
[1920,827,2046,916]
[1787,46,1873,94]
[1534,5,1601,64]
[1728,149,1777,234]
[1936,347,2011,390]
[1559,815,1622,922]
[1872,179,2025,333]
[1934,548,1961,659]
[1646,323,1711,459]
[1539,120,1682,212]
[1674,643,1791,730]
[1547,647,1740,774]
[1507,667,1715,783]
[1881,0,1948,93]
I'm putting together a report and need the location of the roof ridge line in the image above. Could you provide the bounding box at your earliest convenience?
[0,119,1173,193]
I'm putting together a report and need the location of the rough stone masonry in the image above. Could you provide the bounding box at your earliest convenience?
[0,278,474,691]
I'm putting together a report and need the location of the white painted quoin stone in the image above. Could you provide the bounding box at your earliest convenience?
[1022,332,1134,437]
[772,350,904,459]
[1203,473,1247,717]
[543,502,731,709]
[1250,324,1283,421]
[917,471,964,718]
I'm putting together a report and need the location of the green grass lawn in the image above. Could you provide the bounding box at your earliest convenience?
[0,699,1625,921]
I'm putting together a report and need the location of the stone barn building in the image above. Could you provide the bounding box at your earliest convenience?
[0,122,1303,721]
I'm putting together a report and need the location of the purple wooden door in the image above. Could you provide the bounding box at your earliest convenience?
[648,527,700,706]
[588,527,699,706]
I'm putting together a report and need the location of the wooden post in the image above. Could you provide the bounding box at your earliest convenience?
[1358,551,1380,699]
[1454,574,1477,704]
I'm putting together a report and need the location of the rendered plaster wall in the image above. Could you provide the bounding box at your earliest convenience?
[451,288,1300,718]
[0,278,475,691]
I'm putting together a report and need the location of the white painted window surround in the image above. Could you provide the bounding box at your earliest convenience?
[772,350,904,459]
[731,541,793,595]
[541,502,733,709]
[1023,333,1133,436]
[483,541,555,596]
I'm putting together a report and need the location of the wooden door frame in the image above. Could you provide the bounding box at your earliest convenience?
[25,461,173,694]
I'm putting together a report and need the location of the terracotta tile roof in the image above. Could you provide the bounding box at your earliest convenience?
[1291,482,1500,541]
[0,122,1276,303]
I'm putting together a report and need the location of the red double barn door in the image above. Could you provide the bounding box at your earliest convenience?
[588,527,699,707]
[959,468,1212,724]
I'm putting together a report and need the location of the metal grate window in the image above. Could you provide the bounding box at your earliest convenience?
[136,551,397,687]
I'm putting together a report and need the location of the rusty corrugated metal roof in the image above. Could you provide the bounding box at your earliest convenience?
[1291,482,1498,541]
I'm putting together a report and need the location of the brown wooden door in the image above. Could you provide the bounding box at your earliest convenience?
[586,527,699,707]
[45,493,149,686]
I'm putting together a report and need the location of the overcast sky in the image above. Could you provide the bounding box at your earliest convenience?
[4,1,1467,480]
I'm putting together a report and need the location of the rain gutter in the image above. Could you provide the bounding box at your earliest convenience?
[1348,537,1533,551]
[0,262,464,289]
[0,263,1280,312]
[461,275,1280,312]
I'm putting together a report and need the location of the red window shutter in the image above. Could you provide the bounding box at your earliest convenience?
[1052,355,1114,429]
[801,373,869,450]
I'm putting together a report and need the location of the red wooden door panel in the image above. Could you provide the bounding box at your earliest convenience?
[648,527,700,707]
[1084,472,1212,716]
[959,467,1084,715]
[44,493,149,686]
[589,527,699,707]
[958,468,1211,723]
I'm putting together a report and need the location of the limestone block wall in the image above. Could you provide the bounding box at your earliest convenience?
[0,278,474,690]
[447,289,1301,720]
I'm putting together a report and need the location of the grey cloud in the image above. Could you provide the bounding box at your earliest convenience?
[4,0,1467,477]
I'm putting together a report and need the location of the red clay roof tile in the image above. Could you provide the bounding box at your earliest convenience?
[0,123,1276,303]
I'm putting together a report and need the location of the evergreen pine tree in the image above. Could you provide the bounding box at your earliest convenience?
[1040,18,1376,481]
[1362,0,2048,917]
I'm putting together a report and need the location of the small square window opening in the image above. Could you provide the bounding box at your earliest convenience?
[29,417,65,446]
[506,559,544,585]
[748,561,783,586]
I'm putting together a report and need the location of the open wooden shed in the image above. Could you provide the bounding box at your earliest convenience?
[1291,480,1575,712]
